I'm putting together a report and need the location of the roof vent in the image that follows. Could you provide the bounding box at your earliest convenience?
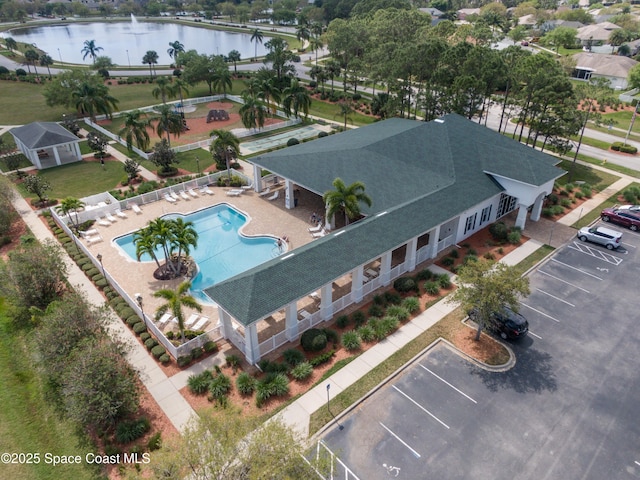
[434,118,445,124]
[281,253,294,260]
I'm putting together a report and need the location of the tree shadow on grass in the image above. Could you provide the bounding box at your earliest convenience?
[472,339,557,394]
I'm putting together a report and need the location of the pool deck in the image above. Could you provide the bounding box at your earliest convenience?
[83,183,327,333]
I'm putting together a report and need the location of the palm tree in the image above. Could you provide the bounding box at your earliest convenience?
[171,78,189,108]
[171,217,198,271]
[167,40,185,65]
[309,36,323,64]
[325,60,341,95]
[210,129,240,184]
[24,49,40,77]
[5,37,17,56]
[81,39,103,63]
[239,92,267,130]
[39,54,54,79]
[250,28,264,61]
[335,100,355,130]
[153,104,183,145]
[323,178,372,227]
[281,78,311,120]
[227,49,241,74]
[296,24,311,47]
[212,67,232,98]
[56,197,85,232]
[152,76,174,104]
[256,75,281,115]
[154,281,202,343]
[72,81,119,122]
[133,226,163,271]
[118,110,151,152]
[142,50,159,78]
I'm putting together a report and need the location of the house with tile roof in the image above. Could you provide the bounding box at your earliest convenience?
[205,114,565,363]
[571,52,638,89]
[10,122,82,169]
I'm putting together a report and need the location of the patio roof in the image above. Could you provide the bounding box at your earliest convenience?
[205,114,563,326]
[10,122,78,149]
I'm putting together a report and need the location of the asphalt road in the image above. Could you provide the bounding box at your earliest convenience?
[321,226,640,480]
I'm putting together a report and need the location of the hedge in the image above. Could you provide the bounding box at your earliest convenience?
[133,322,147,334]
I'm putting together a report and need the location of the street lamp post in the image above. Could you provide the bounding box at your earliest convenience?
[126,49,131,68]
[57,48,62,63]
[135,293,147,328]
[196,156,200,175]
[326,384,344,430]
[96,253,105,278]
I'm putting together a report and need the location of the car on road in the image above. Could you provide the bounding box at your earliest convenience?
[600,207,640,231]
[469,306,529,340]
[577,225,622,249]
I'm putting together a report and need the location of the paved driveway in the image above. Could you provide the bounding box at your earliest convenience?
[320,222,640,480]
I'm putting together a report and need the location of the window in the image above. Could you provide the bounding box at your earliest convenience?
[464,213,477,234]
[480,205,492,225]
[497,193,517,218]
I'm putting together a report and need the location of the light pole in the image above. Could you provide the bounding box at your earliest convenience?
[96,253,105,278]
[135,293,147,328]
[326,384,344,430]
[126,49,131,68]
[196,156,200,175]
[57,48,62,63]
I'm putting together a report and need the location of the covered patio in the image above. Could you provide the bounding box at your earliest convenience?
[10,122,82,170]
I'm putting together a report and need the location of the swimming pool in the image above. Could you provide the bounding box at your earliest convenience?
[114,204,281,303]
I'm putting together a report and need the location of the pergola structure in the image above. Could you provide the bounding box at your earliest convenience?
[206,114,566,364]
[10,122,82,169]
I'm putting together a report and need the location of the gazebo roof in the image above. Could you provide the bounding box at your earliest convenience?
[10,122,78,149]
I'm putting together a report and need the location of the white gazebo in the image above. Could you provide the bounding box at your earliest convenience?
[10,122,82,169]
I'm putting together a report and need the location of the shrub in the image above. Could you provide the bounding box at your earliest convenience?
[384,292,401,305]
[467,247,477,256]
[290,361,313,380]
[489,222,509,242]
[151,345,166,358]
[318,131,328,138]
[286,138,299,146]
[437,274,452,289]
[580,183,592,198]
[191,346,204,359]
[402,296,421,313]
[133,322,147,334]
[542,207,554,217]
[187,370,213,394]
[564,182,575,193]
[357,325,375,342]
[265,361,289,374]
[560,198,572,208]
[257,359,272,372]
[448,248,459,258]
[386,305,409,322]
[309,349,335,367]
[393,276,418,293]
[323,328,339,345]
[574,191,584,199]
[177,354,192,368]
[159,354,171,364]
[16,68,27,76]
[508,230,521,244]
[283,348,305,366]
[208,373,231,401]
[203,341,218,353]
[620,144,638,154]
[351,310,366,326]
[144,338,157,350]
[380,315,400,335]
[342,331,362,351]
[225,354,241,369]
[256,373,289,407]
[484,252,496,260]
[336,315,349,329]
[86,267,99,277]
[441,256,454,267]
[140,332,151,342]
[463,254,479,265]
[368,304,384,318]
[300,328,327,352]
[147,432,162,451]
[236,372,257,395]
[424,281,440,295]
[373,294,386,306]
[126,316,141,327]
[115,417,151,444]
[370,318,388,340]
[415,269,432,281]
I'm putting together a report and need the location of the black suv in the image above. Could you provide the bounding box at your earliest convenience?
[469,306,529,340]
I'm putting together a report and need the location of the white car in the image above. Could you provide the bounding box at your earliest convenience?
[577,226,622,250]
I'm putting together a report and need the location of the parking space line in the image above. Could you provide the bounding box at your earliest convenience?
[622,242,636,249]
[528,330,542,339]
[379,422,422,458]
[520,302,560,322]
[551,259,603,280]
[635,460,640,467]
[567,243,623,265]
[537,270,590,293]
[417,364,477,404]
[392,385,450,429]
[536,289,575,307]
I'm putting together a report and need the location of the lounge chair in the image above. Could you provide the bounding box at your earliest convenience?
[308,222,323,233]
[170,191,180,201]
[310,292,321,303]
[180,190,191,200]
[95,216,111,227]
[129,203,142,214]
[200,186,214,195]
[267,191,279,201]
[105,212,118,222]
[298,309,311,320]
[86,235,103,245]
[185,313,200,328]
[192,316,209,330]
[157,313,172,327]
[366,268,379,278]
[80,229,99,238]
[258,187,271,197]
[164,193,177,203]
[115,208,127,219]
[188,188,199,197]
[226,189,243,197]
[311,228,327,238]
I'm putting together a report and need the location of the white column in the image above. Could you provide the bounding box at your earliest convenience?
[380,251,392,286]
[253,164,261,192]
[405,236,418,272]
[530,195,544,222]
[350,267,364,304]
[244,323,261,365]
[74,142,81,160]
[285,303,298,341]
[284,179,293,209]
[515,204,528,230]
[53,146,62,166]
[320,283,333,320]
[428,226,440,259]
[217,307,234,339]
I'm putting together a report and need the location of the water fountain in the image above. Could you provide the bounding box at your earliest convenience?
[130,13,139,27]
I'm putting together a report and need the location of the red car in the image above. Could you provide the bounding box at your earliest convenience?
[601,207,640,231]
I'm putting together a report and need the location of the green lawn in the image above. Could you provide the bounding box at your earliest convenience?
[556,159,619,190]
[0,300,97,480]
[307,97,377,127]
[600,110,640,135]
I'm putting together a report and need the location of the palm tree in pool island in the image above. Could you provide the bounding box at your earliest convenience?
[154,281,202,343]
[210,129,240,185]
[323,178,372,228]
[81,39,103,64]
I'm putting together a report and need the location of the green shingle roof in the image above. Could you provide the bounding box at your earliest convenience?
[205,114,564,326]
[11,122,78,149]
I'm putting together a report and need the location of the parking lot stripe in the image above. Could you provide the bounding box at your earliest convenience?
[379,422,422,458]
[528,330,542,339]
[635,460,640,467]
[536,289,575,307]
[392,385,450,429]
[537,270,590,293]
[520,302,560,322]
[418,364,477,404]
[551,258,603,280]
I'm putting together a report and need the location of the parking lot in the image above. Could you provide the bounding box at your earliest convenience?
[319,222,640,480]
